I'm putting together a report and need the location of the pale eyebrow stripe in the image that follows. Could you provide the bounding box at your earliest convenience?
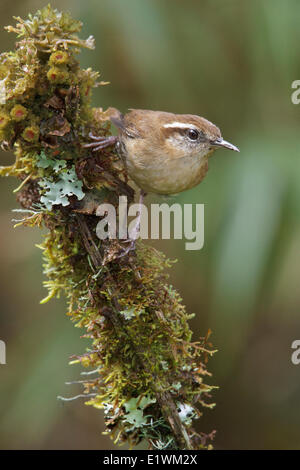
[163,122,196,130]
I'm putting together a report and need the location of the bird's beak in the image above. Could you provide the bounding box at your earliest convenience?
[211,138,240,152]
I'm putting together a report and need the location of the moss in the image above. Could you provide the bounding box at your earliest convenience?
[0,6,216,450]
[0,111,10,129]
[47,66,69,84]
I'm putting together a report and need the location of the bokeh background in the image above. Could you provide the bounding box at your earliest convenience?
[1,0,300,450]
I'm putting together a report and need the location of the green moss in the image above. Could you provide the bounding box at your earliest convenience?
[22,125,40,142]
[0,5,216,450]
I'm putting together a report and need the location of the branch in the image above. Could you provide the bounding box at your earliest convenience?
[76,214,193,449]
[0,6,216,450]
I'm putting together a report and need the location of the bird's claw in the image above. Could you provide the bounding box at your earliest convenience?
[117,238,137,258]
[82,134,118,152]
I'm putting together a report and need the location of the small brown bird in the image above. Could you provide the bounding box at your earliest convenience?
[84,108,239,254]
[84,108,239,195]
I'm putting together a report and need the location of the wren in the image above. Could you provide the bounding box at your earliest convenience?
[84,107,239,195]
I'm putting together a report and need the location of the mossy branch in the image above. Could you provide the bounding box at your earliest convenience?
[0,5,216,450]
[77,214,193,449]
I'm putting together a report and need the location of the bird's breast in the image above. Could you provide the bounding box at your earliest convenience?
[120,137,209,194]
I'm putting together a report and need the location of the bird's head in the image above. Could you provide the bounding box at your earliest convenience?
[161,114,239,160]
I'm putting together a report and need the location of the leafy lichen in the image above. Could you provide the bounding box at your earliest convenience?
[0,5,216,450]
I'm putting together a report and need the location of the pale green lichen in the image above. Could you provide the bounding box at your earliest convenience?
[37,157,85,210]
[177,403,197,426]
[123,395,157,431]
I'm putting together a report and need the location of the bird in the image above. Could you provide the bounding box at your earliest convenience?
[84,108,239,196]
[83,108,239,254]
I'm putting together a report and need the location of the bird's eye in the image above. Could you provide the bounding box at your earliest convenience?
[187,129,199,141]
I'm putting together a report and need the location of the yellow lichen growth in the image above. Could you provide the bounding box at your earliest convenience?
[47,66,69,84]
[49,51,69,65]
[10,105,28,121]
[22,125,39,142]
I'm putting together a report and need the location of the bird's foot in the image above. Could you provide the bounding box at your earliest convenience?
[82,133,118,152]
[117,238,137,258]
[116,189,146,258]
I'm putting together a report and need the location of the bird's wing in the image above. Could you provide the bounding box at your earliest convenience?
[110,113,140,139]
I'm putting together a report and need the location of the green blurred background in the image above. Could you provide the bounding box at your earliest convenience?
[1,0,300,450]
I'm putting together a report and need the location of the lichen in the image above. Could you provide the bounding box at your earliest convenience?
[10,104,28,121]
[0,5,216,450]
